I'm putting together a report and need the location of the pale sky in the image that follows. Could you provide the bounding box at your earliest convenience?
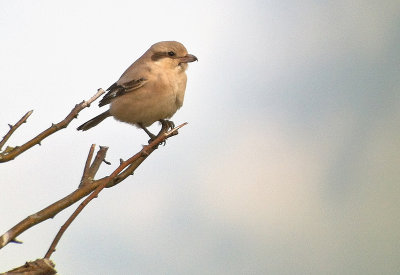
[1,1,400,274]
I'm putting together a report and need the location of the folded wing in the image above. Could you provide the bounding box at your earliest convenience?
[99,77,147,107]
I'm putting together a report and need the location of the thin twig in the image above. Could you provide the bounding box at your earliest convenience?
[0,110,33,152]
[44,179,109,259]
[0,89,105,163]
[166,122,188,135]
[82,88,106,108]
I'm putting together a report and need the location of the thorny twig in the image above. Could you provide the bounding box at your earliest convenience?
[0,110,33,152]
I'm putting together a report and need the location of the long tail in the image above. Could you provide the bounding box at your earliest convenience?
[77,110,111,131]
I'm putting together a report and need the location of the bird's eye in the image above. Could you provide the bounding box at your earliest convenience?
[167,51,176,57]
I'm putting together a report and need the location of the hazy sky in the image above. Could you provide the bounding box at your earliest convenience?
[1,1,400,274]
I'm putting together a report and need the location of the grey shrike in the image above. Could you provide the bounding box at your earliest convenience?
[77,41,197,139]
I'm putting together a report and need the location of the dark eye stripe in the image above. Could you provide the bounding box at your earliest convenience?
[151,51,177,61]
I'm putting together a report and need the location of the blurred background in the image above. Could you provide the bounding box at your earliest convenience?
[1,0,399,274]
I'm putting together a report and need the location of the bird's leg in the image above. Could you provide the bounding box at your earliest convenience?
[139,120,175,145]
[139,123,156,143]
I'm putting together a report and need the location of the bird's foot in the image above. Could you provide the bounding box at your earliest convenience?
[156,120,176,146]
[160,119,175,131]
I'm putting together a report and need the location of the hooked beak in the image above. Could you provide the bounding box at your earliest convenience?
[179,54,198,63]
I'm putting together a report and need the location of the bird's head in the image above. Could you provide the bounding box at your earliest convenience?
[149,41,198,71]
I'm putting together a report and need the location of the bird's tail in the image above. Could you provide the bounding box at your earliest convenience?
[77,110,111,131]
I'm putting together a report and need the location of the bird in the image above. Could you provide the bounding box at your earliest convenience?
[77,41,197,140]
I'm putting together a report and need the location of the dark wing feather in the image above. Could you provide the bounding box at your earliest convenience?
[99,78,147,107]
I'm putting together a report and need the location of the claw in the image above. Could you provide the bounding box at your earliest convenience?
[160,119,175,130]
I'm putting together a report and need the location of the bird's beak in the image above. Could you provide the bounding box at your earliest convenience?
[179,54,198,63]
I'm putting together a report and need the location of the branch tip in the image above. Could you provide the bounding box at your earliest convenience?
[166,122,188,136]
[0,110,35,152]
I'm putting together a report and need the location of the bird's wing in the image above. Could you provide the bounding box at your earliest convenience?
[99,77,147,107]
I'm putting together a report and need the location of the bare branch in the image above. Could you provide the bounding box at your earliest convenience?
[44,122,185,258]
[2,258,56,275]
[0,122,187,250]
[0,89,105,163]
[0,110,33,151]
[43,147,139,258]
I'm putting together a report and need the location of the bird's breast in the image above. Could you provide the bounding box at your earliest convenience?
[170,71,187,108]
[109,70,187,127]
